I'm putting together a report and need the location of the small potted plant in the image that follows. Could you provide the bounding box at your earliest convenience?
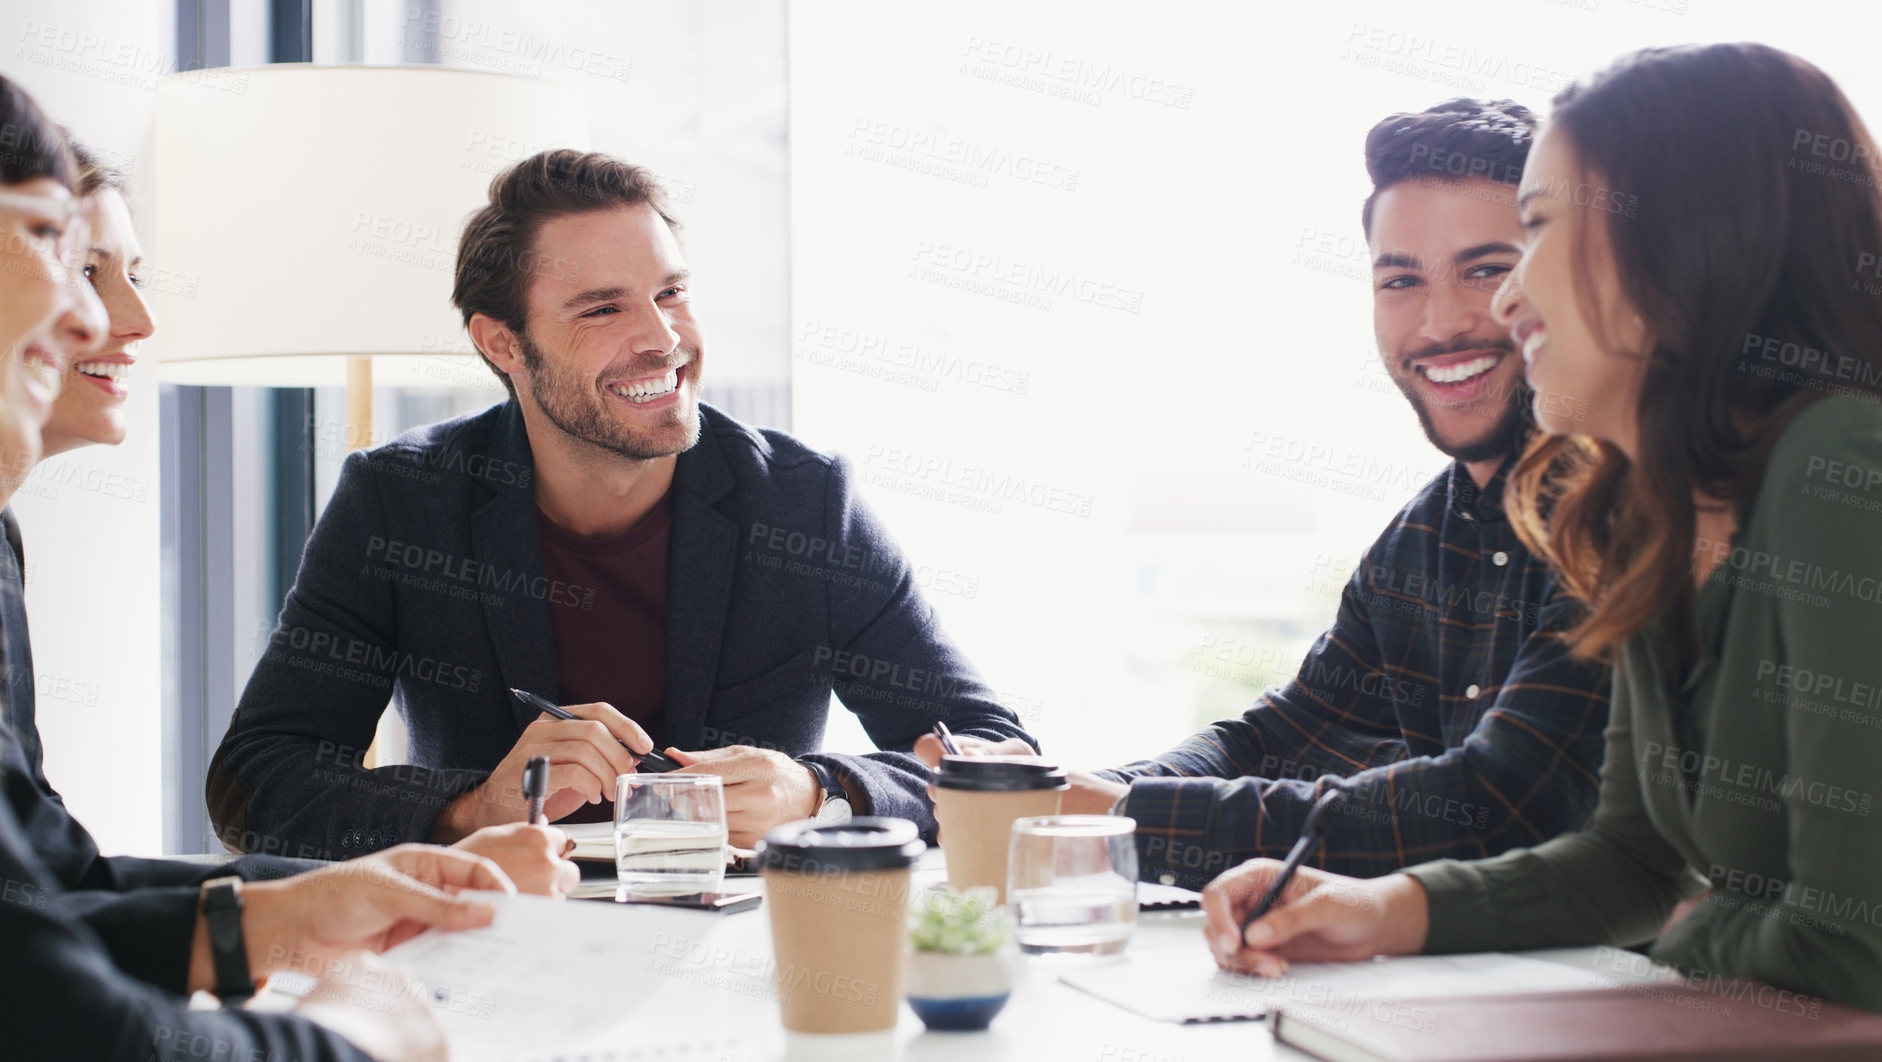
[905,885,1015,1031]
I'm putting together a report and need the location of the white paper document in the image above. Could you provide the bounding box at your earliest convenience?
[1059,947,1617,1023]
[380,890,707,1061]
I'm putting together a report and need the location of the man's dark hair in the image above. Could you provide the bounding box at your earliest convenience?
[452,149,681,396]
[1361,98,1538,237]
[0,75,75,190]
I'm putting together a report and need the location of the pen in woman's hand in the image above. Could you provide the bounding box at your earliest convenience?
[1240,787,1345,938]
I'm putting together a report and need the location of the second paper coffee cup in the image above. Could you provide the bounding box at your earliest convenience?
[756,817,925,1035]
[932,755,1069,903]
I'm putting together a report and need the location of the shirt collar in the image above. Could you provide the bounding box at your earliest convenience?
[1446,444,1524,522]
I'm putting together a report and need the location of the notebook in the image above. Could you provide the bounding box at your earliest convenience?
[560,820,617,861]
[560,821,757,872]
[1272,982,1882,1061]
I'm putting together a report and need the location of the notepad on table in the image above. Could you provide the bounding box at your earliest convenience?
[559,821,617,861]
[561,821,758,876]
[1059,947,1617,1024]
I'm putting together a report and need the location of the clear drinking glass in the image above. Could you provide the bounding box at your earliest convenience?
[1006,815,1138,960]
[614,774,727,897]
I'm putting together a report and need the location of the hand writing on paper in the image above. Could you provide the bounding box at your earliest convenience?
[451,822,581,898]
[1201,859,1430,978]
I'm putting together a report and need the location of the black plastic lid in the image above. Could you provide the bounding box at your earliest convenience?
[756,816,926,873]
[934,754,1069,792]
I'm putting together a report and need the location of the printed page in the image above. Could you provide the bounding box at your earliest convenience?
[381,890,709,1060]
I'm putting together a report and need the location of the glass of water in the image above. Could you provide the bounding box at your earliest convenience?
[615,774,727,897]
[1006,815,1138,960]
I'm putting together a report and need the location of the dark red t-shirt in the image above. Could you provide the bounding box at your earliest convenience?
[536,491,673,823]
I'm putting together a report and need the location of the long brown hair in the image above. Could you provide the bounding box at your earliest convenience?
[1507,43,1882,661]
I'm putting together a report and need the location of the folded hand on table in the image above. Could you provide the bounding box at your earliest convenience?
[667,745,820,848]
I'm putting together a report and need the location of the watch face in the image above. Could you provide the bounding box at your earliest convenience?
[815,798,853,823]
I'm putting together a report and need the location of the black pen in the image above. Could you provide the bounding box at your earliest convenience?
[522,755,549,824]
[509,688,682,773]
[931,720,961,756]
[1240,787,1346,939]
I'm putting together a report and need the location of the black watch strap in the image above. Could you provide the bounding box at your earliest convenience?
[804,759,844,801]
[201,877,255,1003]
[805,764,835,798]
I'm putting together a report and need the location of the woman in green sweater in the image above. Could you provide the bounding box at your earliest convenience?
[1202,41,1882,1013]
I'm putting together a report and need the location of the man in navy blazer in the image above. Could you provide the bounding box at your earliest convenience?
[209,150,1030,855]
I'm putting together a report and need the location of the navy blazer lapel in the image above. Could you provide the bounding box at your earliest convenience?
[663,408,739,750]
[468,403,558,732]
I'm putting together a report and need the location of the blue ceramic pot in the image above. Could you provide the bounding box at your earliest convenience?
[905,950,1015,1032]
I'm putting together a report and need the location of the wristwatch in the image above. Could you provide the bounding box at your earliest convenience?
[200,876,255,1003]
[805,761,853,824]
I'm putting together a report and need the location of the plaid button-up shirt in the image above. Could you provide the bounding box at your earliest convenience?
[1103,451,1611,889]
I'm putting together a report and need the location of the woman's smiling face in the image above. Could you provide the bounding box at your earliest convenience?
[0,179,105,471]
[43,188,153,456]
[1493,124,1651,455]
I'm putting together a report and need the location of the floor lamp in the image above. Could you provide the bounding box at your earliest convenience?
[153,63,587,443]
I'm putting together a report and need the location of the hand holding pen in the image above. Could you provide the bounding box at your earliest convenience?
[434,692,677,842]
[1240,787,1346,936]
[522,755,550,824]
[510,689,682,773]
[912,721,1039,770]
[1200,785,1433,978]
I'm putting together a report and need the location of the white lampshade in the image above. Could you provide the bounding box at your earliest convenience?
[152,64,589,387]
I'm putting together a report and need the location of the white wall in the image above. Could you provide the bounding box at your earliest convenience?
[427,0,791,391]
[5,0,174,855]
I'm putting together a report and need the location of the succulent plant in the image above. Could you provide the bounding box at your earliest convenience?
[909,885,1008,954]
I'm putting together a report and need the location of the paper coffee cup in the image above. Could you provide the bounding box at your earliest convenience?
[932,755,1068,904]
[757,817,926,1035]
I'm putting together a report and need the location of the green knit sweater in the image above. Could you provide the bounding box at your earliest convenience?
[1409,393,1882,1013]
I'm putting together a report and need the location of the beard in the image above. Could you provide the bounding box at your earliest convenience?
[1392,336,1531,464]
[517,329,702,462]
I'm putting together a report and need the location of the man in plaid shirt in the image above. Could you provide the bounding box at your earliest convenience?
[921,99,1611,890]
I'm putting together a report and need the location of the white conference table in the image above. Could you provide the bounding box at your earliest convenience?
[456,855,1635,1062]
[549,902,1284,1062]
